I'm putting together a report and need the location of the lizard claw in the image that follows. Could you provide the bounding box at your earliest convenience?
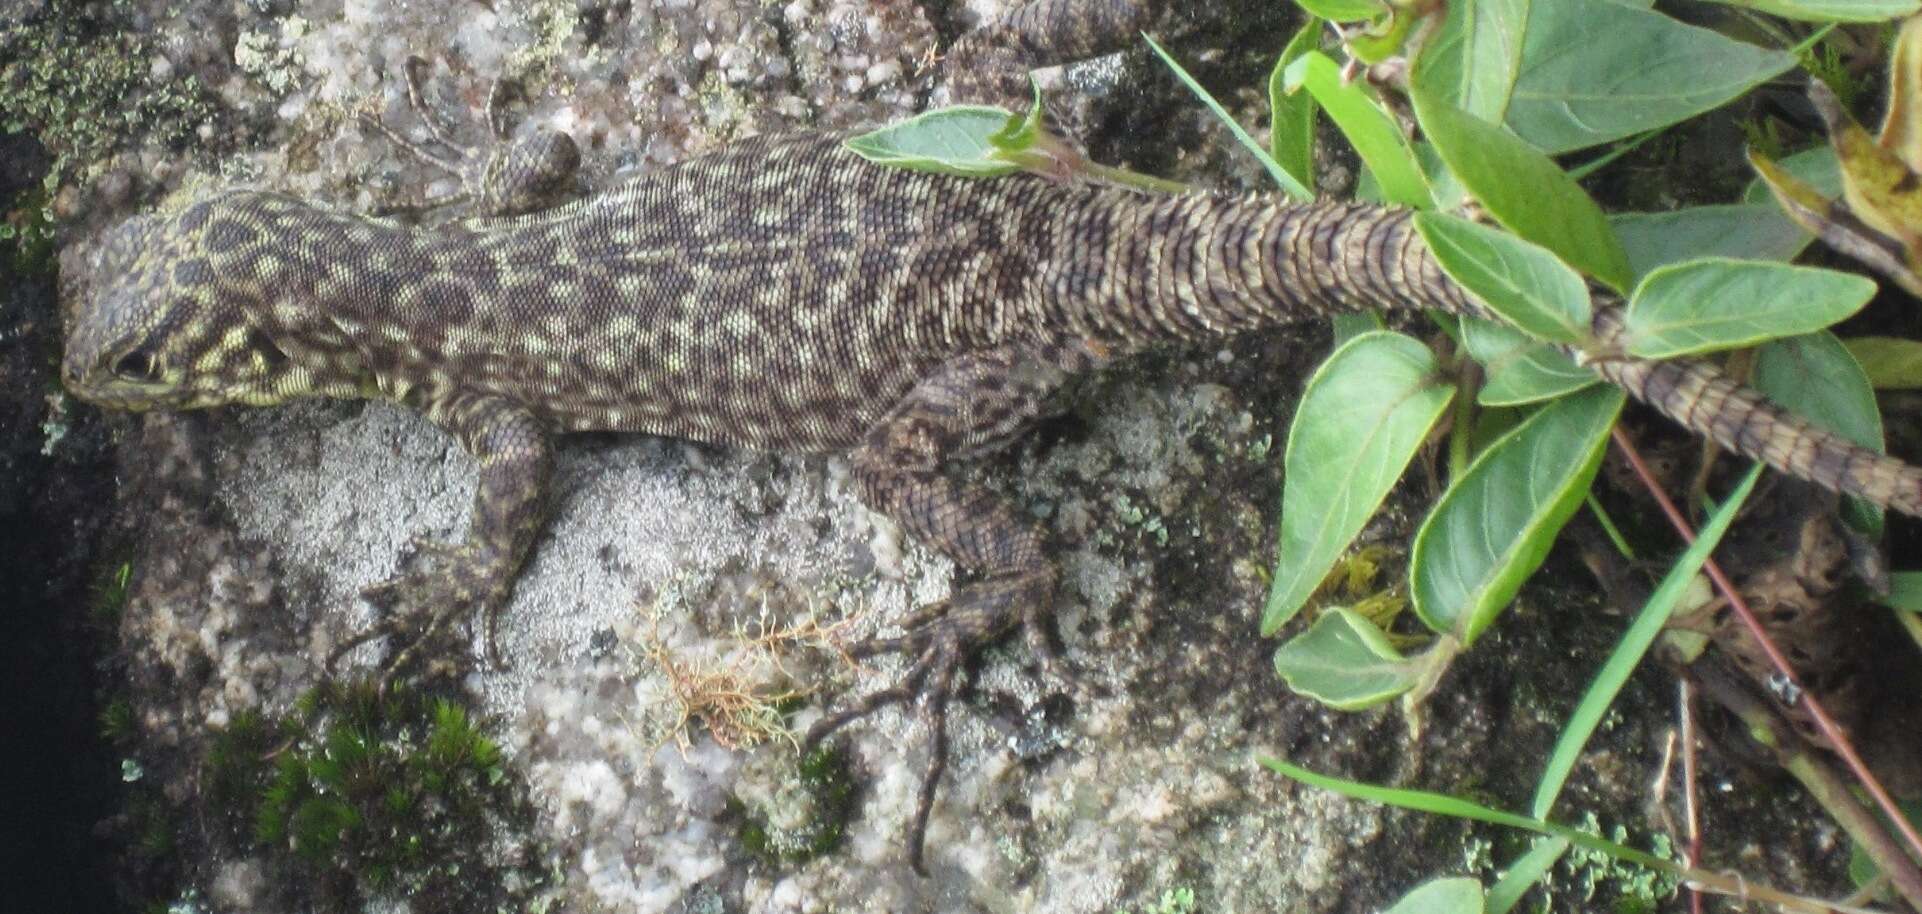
[807,569,1059,873]
[329,538,514,680]
[362,55,580,217]
[805,636,963,875]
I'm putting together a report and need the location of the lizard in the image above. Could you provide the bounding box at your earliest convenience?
[60,0,1922,873]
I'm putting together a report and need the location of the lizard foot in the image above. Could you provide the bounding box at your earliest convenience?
[328,537,513,687]
[361,55,579,217]
[804,568,1063,873]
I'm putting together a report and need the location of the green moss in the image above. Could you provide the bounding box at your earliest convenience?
[97,698,135,743]
[202,679,541,911]
[1500,814,1680,914]
[1116,886,1197,914]
[736,745,856,865]
[85,556,133,628]
[127,790,178,859]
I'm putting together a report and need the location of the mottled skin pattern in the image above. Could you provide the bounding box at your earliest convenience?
[61,0,1922,872]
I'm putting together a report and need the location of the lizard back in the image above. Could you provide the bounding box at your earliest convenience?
[196,131,1091,452]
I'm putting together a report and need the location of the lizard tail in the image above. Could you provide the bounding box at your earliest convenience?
[1051,192,1922,518]
[1577,328,1922,517]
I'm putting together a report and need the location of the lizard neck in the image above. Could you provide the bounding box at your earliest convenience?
[196,192,402,404]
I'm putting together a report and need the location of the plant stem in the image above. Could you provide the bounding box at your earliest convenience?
[1612,428,1922,910]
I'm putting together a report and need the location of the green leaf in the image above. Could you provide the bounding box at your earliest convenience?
[1381,878,1486,914]
[1413,0,1530,121]
[1530,463,1764,819]
[1878,572,1922,611]
[1332,312,1385,347]
[1461,319,1599,406]
[1287,52,1434,209]
[1753,333,1887,456]
[1410,386,1624,643]
[1610,204,1815,282]
[1264,332,1457,634]
[1273,608,1432,709]
[986,79,1044,151]
[1415,213,1591,343]
[1257,757,1673,871]
[1753,332,1886,534]
[1621,258,1877,359]
[1504,0,1796,154]
[1269,17,1324,191]
[1742,145,1843,204]
[1411,86,1632,291]
[1487,838,1570,914]
[1702,0,1919,21]
[1294,0,1387,19]
[843,107,1024,177]
[1844,336,1922,389]
[1147,34,1313,200]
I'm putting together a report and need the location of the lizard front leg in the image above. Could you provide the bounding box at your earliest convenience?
[807,340,1103,872]
[336,393,553,677]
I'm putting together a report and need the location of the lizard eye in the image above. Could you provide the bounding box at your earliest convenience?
[112,348,162,382]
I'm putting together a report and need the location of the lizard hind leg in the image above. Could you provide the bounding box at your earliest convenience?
[937,0,1165,109]
[805,341,1100,872]
[361,55,581,217]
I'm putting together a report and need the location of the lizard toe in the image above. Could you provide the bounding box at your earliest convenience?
[808,567,1061,870]
[340,541,514,677]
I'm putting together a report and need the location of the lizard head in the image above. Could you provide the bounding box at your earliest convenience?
[62,196,313,411]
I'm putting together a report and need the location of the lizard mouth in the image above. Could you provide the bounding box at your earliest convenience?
[61,376,182,411]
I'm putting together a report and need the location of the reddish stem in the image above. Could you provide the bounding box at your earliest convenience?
[1609,427,1922,872]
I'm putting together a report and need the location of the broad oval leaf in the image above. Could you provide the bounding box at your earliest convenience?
[1272,608,1428,710]
[1411,86,1633,291]
[1754,332,1884,453]
[1460,318,1599,406]
[1415,213,1591,343]
[1610,204,1814,281]
[1381,877,1487,914]
[1263,332,1457,634]
[1743,145,1844,205]
[1505,0,1796,154]
[1412,0,1529,122]
[1622,258,1877,359]
[1844,335,1922,389]
[1753,331,1886,534]
[1333,313,1387,348]
[1703,0,1919,21]
[844,107,1022,177]
[1288,52,1434,209]
[1410,385,1624,642]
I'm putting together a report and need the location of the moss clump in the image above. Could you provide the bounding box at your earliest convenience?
[85,557,133,628]
[736,745,856,866]
[97,697,135,744]
[202,679,542,911]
